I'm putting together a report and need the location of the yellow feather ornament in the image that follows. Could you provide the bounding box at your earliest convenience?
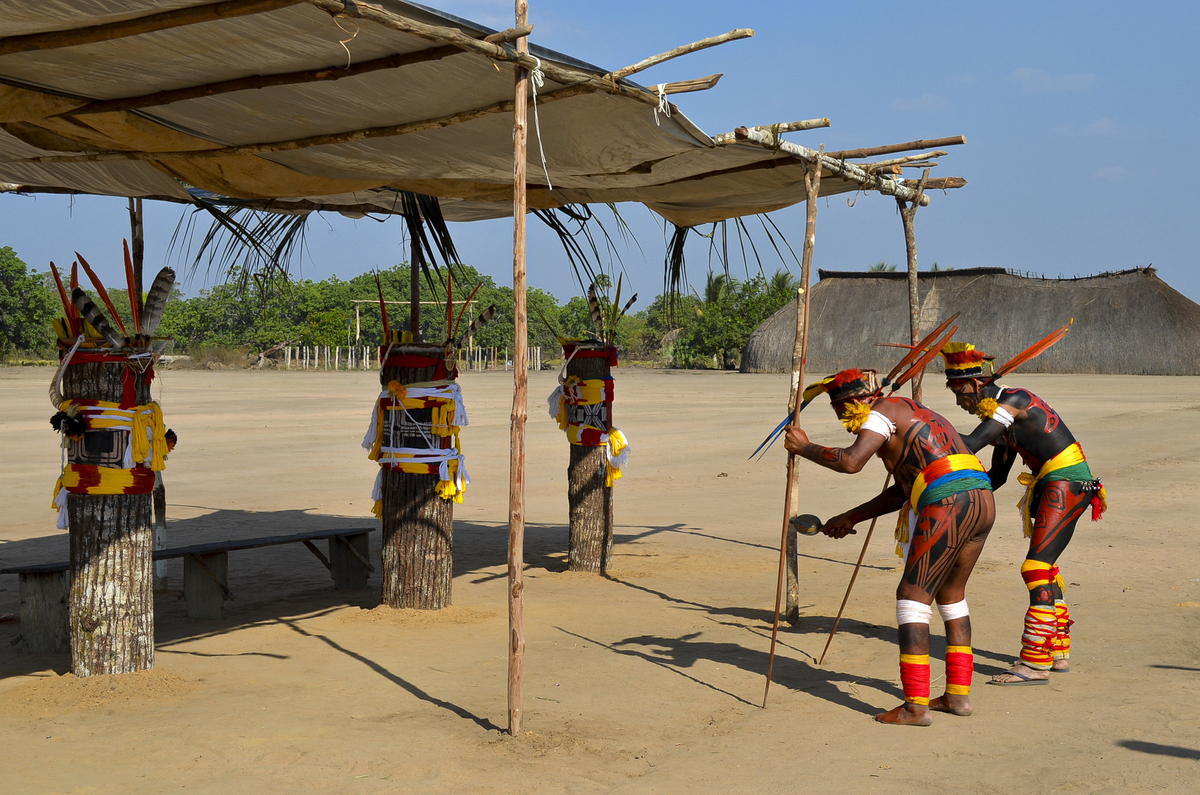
[975,397,999,420]
[840,401,873,434]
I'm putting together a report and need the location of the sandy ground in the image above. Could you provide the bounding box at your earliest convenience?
[1,366,1198,794]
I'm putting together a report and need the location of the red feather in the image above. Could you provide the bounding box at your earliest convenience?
[886,312,959,382]
[994,321,1073,378]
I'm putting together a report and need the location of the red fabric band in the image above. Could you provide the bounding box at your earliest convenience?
[562,344,618,367]
[945,650,973,689]
[899,660,931,703]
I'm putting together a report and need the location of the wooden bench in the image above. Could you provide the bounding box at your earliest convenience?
[1,527,375,652]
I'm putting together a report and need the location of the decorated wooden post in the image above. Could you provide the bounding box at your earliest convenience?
[364,336,468,609]
[48,252,175,676]
[548,341,629,573]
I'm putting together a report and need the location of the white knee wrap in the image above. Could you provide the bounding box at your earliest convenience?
[896,599,932,626]
[937,599,970,622]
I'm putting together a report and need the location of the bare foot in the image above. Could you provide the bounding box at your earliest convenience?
[1051,659,1070,672]
[875,703,933,726]
[989,663,1049,685]
[929,694,972,716]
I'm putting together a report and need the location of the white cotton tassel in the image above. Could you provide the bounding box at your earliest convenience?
[455,452,470,491]
[362,402,380,450]
[371,469,383,502]
[448,384,469,428]
[122,430,135,469]
[607,429,630,470]
[55,486,69,530]
[546,385,564,421]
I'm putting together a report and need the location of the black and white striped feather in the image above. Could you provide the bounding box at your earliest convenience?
[139,267,175,335]
[71,287,125,348]
[456,304,497,347]
[586,283,605,335]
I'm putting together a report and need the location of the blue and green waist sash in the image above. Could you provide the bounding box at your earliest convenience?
[909,453,993,511]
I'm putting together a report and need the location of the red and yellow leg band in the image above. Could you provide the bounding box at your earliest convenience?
[945,645,973,695]
[1020,606,1057,669]
[899,653,931,705]
[1021,559,1054,590]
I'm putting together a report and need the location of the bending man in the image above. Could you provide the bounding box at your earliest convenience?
[941,343,1107,685]
[784,369,995,726]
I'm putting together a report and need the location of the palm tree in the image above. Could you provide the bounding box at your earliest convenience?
[869,261,898,272]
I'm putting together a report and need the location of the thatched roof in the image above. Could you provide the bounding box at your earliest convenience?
[741,267,1200,376]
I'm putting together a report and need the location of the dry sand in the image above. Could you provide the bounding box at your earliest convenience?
[1,366,1198,794]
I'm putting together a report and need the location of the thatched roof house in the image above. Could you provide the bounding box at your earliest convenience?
[741,267,1200,375]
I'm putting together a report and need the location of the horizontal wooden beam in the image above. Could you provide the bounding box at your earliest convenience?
[24,82,594,163]
[913,176,966,190]
[859,151,948,170]
[608,29,753,81]
[733,127,933,206]
[58,24,533,118]
[714,118,829,144]
[0,0,301,57]
[824,136,966,161]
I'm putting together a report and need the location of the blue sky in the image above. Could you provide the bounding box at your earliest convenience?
[3,1,1197,306]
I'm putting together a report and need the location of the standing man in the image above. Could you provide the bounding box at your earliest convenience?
[940,343,1106,685]
[785,368,995,726]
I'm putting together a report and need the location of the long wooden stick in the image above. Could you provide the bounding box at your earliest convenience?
[26,83,594,164]
[823,136,967,161]
[713,118,830,144]
[507,0,529,738]
[763,147,821,709]
[899,169,930,401]
[608,29,753,80]
[817,472,892,666]
[734,128,933,207]
[656,74,722,95]
[60,26,533,118]
[0,0,300,57]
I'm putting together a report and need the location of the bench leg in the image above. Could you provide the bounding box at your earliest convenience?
[18,571,70,654]
[184,552,229,620]
[329,532,372,590]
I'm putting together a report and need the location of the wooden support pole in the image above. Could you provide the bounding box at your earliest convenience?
[713,118,829,144]
[507,0,529,738]
[608,29,753,80]
[0,0,300,57]
[654,74,722,95]
[898,169,930,402]
[764,148,822,708]
[734,128,932,207]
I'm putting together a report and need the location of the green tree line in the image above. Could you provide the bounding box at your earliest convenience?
[1,246,803,369]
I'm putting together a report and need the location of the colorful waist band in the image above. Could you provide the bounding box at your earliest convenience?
[910,454,990,511]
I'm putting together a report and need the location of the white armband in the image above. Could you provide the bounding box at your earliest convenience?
[991,406,1015,429]
[860,410,896,440]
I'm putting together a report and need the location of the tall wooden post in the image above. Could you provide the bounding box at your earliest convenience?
[897,169,930,402]
[379,344,454,608]
[508,0,530,737]
[764,150,822,706]
[65,360,154,676]
[564,346,614,573]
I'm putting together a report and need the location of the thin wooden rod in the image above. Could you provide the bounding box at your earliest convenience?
[656,74,722,95]
[734,127,932,206]
[0,0,301,57]
[507,0,530,738]
[607,29,753,80]
[912,177,965,190]
[61,25,533,117]
[860,151,948,170]
[764,148,821,709]
[824,136,966,161]
[308,0,658,106]
[24,82,593,164]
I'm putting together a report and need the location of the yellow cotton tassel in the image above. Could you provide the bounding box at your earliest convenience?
[371,499,383,519]
[387,380,406,399]
[975,397,999,420]
[840,401,872,434]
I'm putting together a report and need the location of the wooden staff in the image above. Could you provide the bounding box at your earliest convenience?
[507,0,529,738]
[763,148,821,708]
[817,472,892,666]
[897,169,930,401]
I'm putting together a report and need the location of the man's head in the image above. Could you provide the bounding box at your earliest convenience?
[804,368,881,426]
[940,343,993,414]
